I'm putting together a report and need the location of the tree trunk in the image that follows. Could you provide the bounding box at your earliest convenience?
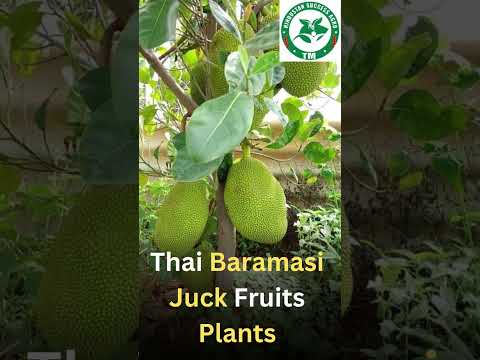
[215,180,236,290]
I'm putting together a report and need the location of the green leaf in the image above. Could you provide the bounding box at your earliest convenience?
[343,0,385,41]
[80,101,137,184]
[172,133,223,181]
[265,64,285,87]
[297,112,324,141]
[208,0,241,41]
[140,105,157,125]
[405,16,439,78]
[264,98,288,126]
[6,2,43,50]
[378,33,432,89]
[387,151,410,177]
[64,11,97,42]
[139,0,179,49]
[186,91,254,163]
[224,53,266,95]
[252,51,279,74]
[391,90,469,140]
[238,46,249,74]
[112,14,138,126]
[398,171,423,191]
[34,89,56,131]
[342,38,382,101]
[245,21,279,52]
[432,157,463,194]
[267,119,301,149]
[303,142,336,164]
[77,67,111,110]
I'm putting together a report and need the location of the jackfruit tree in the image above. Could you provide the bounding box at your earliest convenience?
[139,0,340,290]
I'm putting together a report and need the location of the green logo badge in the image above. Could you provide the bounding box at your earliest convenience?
[281,2,339,60]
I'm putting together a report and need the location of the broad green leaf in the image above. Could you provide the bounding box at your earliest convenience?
[267,119,301,149]
[75,67,112,111]
[34,90,57,131]
[139,0,179,49]
[0,165,22,194]
[172,133,223,181]
[80,101,137,184]
[398,171,423,190]
[225,53,265,95]
[298,112,324,141]
[264,98,288,126]
[208,0,241,41]
[252,51,280,74]
[432,157,463,194]
[245,21,279,52]
[140,105,157,125]
[387,152,410,177]
[342,38,382,101]
[405,17,439,78]
[378,33,432,89]
[391,90,469,140]
[281,102,305,122]
[343,0,384,41]
[186,91,254,163]
[265,64,285,87]
[303,142,336,164]
[7,2,43,50]
[238,46,249,74]
[112,14,138,126]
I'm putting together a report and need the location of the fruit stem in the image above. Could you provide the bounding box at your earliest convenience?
[241,142,251,159]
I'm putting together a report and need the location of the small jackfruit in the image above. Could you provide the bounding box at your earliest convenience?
[210,24,255,64]
[36,185,138,360]
[154,181,209,257]
[224,157,287,244]
[251,97,269,130]
[190,61,207,105]
[260,13,279,29]
[281,62,327,97]
[180,241,215,292]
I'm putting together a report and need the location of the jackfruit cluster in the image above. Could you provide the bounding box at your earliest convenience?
[224,156,287,244]
[180,241,215,292]
[154,181,209,257]
[36,185,138,360]
[281,62,327,97]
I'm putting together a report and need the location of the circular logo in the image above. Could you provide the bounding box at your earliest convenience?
[281,2,339,60]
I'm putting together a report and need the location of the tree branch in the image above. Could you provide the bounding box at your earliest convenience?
[140,47,198,115]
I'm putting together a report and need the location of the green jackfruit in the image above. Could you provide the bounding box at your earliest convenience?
[224,157,287,244]
[210,24,255,64]
[180,241,215,292]
[260,13,279,29]
[36,186,138,360]
[281,62,327,97]
[190,61,207,105]
[251,97,269,130]
[210,64,230,98]
[154,181,209,257]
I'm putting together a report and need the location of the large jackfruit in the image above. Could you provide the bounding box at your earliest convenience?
[36,186,138,360]
[180,241,215,292]
[224,157,287,244]
[190,61,207,105]
[154,181,209,257]
[281,62,327,97]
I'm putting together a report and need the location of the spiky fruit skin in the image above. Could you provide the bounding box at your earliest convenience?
[224,157,287,244]
[260,13,279,29]
[180,241,215,292]
[211,64,229,98]
[281,62,327,97]
[210,25,255,64]
[36,186,138,360]
[190,61,207,105]
[251,98,269,130]
[154,181,209,257]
